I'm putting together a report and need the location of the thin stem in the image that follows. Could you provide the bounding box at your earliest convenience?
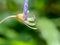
[0,15,16,24]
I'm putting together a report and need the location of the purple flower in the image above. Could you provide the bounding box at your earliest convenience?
[23,0,29,20]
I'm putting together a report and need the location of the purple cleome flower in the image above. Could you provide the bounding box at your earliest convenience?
[23,0,29,20]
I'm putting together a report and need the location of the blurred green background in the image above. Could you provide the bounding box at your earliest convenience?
[0,0,60,45]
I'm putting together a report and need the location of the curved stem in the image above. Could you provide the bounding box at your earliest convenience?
[0,15,16,24]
